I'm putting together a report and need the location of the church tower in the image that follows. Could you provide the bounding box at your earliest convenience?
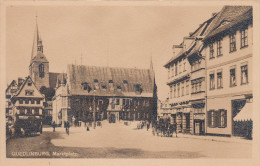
[29,18,50,90]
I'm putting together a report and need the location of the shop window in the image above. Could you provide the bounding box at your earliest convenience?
[241,65,248,85]
[230,68,236,87]
[240,26,248,48]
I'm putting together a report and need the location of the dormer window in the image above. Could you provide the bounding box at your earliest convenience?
[81,82,91,92]
[123,80,128,84]
[117,85,122,90]
[102,85,107,90]
[134,84,142,93]
[28,81,32,86]
[108,80,114,91]
[94,79,98,83]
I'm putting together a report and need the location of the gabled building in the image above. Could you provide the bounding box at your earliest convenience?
[164,37,195,133]
[6,78,25,120]
[7,76,45,125]
[203,6,253,137]
[52,63,157,126]
[186,14,217,135]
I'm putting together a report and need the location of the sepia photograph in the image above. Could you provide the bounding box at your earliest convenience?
[1,1,259,164]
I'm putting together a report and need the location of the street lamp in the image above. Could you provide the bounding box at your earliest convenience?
[93,90,96,129]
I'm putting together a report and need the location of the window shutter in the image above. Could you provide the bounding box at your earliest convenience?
[214,110,218,128]
[224,110,227,127]
[207,111,211,127]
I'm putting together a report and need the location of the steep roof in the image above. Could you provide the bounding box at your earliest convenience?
[204,6,252,41]
[164,39,196,67]
[187,13,217,59]
[13,76,44,98]
[66,64,155,97]
[49,72,64,89]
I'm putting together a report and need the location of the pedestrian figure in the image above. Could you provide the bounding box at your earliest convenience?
[52,121,56,132]
[66,121,70,135]
[147,123,150,131]
[64,121,67,133]
[40,121,43,134]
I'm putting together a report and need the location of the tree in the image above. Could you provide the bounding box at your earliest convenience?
[39,86,55,101]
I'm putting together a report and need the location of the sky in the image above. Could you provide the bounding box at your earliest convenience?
[6,5,223,100]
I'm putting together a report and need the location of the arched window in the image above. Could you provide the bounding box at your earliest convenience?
[39,64,45,78]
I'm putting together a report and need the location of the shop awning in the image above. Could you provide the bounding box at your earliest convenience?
[234,102,252,121]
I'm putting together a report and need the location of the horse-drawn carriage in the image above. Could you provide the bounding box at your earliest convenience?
[153,118,177,137]
[7,115,42,137]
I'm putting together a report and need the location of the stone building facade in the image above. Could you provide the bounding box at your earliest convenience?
[52,63,157,126]
[203,6,253,136]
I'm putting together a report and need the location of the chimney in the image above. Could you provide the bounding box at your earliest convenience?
[172,44,183,56]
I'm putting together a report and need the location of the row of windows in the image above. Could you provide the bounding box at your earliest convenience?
[19,108,40,115]
[191,79,204,94]
[208,109,227,128]
[209,26,248,59]
[209,64,248,90]
[167,59,187,79]
[169,80,189,99]
[81,82,141,92]
[19,99,41,104]
[25,90,34,96]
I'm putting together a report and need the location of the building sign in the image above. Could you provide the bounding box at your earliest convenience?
[194,114,205,120]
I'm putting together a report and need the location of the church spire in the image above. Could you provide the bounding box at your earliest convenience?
[31,16,43,63]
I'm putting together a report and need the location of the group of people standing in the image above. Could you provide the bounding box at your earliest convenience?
[52,121,70,135]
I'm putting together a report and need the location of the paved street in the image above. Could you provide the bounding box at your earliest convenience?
[6,121,252,158]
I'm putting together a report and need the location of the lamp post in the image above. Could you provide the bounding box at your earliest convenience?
[93,90,96,129]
